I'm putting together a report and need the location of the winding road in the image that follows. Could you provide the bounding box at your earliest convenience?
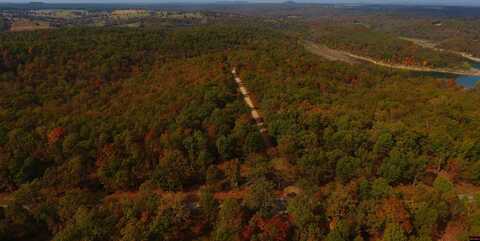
[400,37,480,63]
[304,41,480,77]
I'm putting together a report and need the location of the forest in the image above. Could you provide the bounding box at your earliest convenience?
[0,11,480,241]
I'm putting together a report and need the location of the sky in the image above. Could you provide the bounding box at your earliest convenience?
[0,0,479,6]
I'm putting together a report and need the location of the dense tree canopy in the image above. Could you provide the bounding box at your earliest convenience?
[0,20,479,241]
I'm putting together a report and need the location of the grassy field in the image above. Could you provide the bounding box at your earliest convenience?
[10,18,50,32]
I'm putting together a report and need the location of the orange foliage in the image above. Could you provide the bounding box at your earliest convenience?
[47,127,65,145]
[242,215,291,241]
[94,79,103,89]
[144,129,155,142]
[447,79,457,88]
[96,144,115,168]
[192,220,208,236]
[402,56,416,66]
[241,225,255,241]
[377,197,413,233]
[207,124,218,140]
[140,211,150,223]
[446,159,461,181]
[329,217,337,231]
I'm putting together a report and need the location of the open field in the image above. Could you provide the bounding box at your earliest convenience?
[9,18,50,31]
[303,41,359,64]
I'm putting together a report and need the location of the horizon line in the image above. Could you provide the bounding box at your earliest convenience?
[1,1,480,6]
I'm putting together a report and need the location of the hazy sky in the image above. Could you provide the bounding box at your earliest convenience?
[0,0,479,6]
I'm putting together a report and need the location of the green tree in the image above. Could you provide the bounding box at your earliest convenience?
[287,193,323,241]
[214,198,243,241]
[153,149,192,191]
[244,131,264,154]
[199,187,219,222]
[206,165,222,186]
[244,178,275,216]
[336,156,360,183]
[433,176,454,193]
[470,161,480,184]
[370,178,393,199]
[225,159,241,189]
[120,221,147,241]
[374,131,395,157]
[383,223,407,241]
[379,148,410,184]
[325,219,351,241]
[216,135,234,160]
[53,208,115,241]
[147,204,191,241]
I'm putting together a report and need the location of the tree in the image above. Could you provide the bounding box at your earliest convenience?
[225,159,241,189]
[2,202,48,241]
[287,193,323,241]
[433,176,454,193]
[336,156,360,183]
[53,207,115,241]
[325,219,351,241]
[120,221,147,241]
[244,178,275,217]
[57,190,98,222]
[470,160,480,184]
[374,131,395,157]
[245,215,291,241]
[214,198,243,241]
[199,187,219,222]
[244,131,264,154]
[216,135,234,160]
[6,128,42,185]
[48,127,65,145]
[206,165,222,187]
[379,148,410,184]
[370,178,393,199]
[147,204,191,241]
[412,199,449,238]
[153,149,192,191]
[383,223,407,241]
[464,141,480,162]
[428,131,454,171]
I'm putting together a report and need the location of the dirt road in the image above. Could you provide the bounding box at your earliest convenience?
[232,68,273,148]
[304,41,480,77]
[401,37,480,63]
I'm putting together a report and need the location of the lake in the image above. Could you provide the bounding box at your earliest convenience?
[456,63,480,88]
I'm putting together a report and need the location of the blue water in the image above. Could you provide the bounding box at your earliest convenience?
[456,63,480,88]
[456,75,480,88]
